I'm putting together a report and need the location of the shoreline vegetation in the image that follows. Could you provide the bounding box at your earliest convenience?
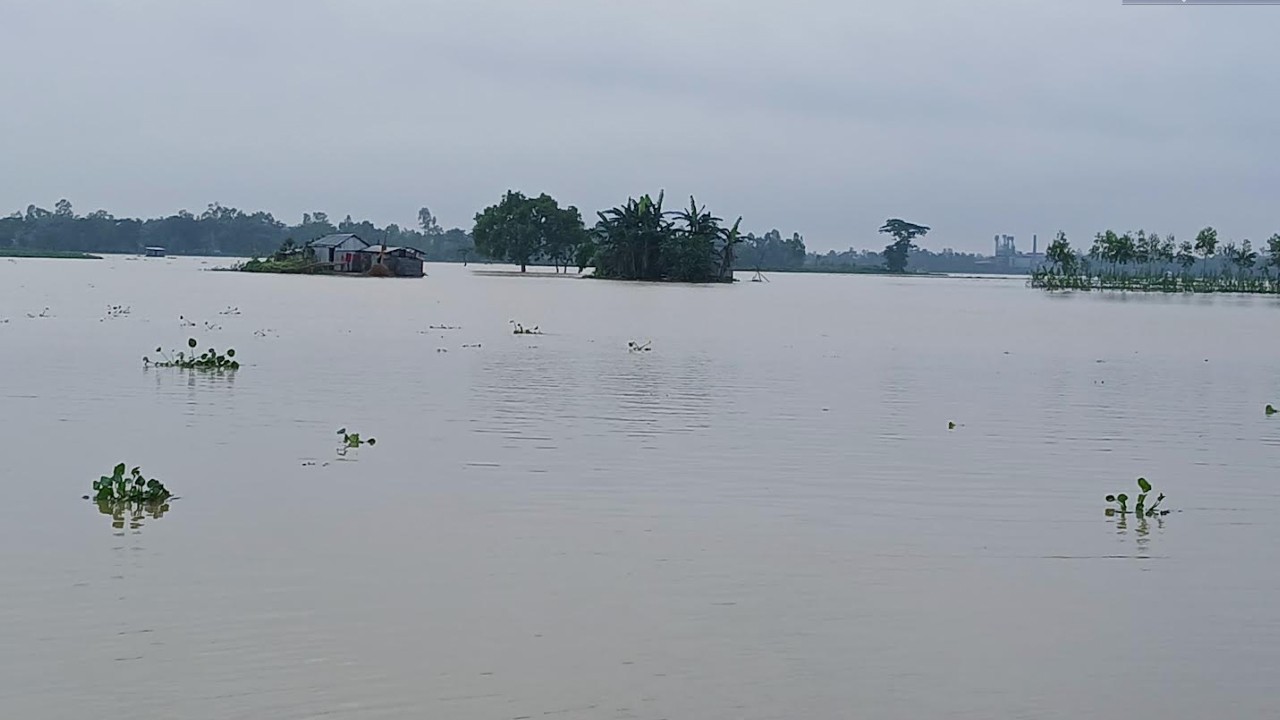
[1031,228,1280,295]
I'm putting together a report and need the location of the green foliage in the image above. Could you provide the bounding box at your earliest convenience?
[879,219,931,273]
[1106,477,1169,517]
[144,338,240,370]
[1266,404,1277,416]
[588,193,739,283]
[337,428,376,456]
[473,191,588,273]
[87,463,172,504]
[732,230,807,271]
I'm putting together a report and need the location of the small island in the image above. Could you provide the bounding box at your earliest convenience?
[472,190,739,282]
[236,235,426,277]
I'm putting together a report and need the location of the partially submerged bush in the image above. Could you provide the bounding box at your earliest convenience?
[144,338,239,370]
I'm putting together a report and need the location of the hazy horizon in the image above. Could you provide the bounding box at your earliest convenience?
[2,0,1277,253]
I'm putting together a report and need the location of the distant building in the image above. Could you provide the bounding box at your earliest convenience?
[306,233,369,272]
[990,234,1045,272]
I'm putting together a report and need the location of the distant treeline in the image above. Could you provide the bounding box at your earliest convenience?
[5,197,1017,274]
[0,200,474,261]
[736,235,1002,275]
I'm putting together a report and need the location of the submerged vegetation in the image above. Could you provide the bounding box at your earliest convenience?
[337,428,376,456]
[1032,228,1280,294]
[144,338,240,370]
[1106,477,1170,518]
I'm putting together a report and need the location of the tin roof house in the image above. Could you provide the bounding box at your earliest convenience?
[305,233,369,272]
[353,245,426,277]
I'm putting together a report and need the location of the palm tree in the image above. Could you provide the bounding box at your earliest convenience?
[670,196,722,282]
[1194,226,1219,274]
[1220,242,1241,279]
[594,192,672,280]
[1176,241,1196,273]
[1237,239,1258,276]
[1266,234,1280,276]
[718,218,743,281]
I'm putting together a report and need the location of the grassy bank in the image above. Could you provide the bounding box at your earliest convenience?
[232,257,331,274]
[0,248,102,260]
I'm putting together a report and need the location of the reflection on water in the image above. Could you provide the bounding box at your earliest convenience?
[2,258,1280,719]
[94,500,172,535]
[1107,510,1167,559]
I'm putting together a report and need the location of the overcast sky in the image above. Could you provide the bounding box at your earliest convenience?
[1,0,1277,253]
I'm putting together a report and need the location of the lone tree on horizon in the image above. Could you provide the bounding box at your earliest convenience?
[879,218,930,273]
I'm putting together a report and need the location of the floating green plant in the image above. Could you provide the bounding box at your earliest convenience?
[85,463,172,504]
[1267,404,1277,416]
[144,337,240,370]
[1106,477,1169,518]
[337,428,376,455]
[947,421,957,430]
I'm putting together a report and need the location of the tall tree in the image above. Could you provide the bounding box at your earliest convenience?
[878,218,930,273]
[1266,233,1280,275]
[1194,226,1219,272]
[472,191,585,272]
[1045,231,1077,273]
[418,207,442,236]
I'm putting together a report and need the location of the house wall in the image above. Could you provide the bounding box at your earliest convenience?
[332,238,367,271]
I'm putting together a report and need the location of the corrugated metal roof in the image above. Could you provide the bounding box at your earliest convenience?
[356,246,424,257]
[308,233,367,248]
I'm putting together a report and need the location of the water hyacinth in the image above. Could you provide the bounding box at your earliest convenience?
[336,428,376,456]
[144,337,240,370]
[86,463,172,504]
[1106,477,1170,518]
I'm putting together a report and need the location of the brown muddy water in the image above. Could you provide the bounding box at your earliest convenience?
[1,256,1278,719]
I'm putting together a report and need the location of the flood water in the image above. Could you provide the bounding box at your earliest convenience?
[2,256,1278,719]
